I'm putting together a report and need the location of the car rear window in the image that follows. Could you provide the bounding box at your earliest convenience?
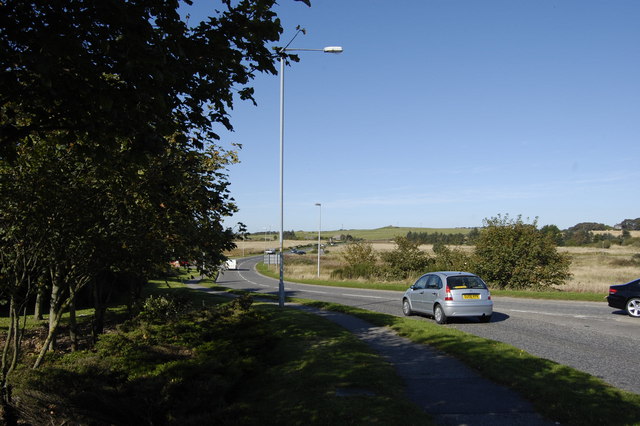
[447,276,486,289]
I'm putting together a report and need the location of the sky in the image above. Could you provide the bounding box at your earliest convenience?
[188,0,639,233]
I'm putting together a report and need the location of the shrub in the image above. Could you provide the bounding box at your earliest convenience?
[138,294,192,324]
[380,237,432,280]
[474,215,571,290]
[431,243,473,272]
[332,241,379,279]
[341,241,377,267]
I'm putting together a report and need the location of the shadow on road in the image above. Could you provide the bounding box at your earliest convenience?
[610,309,631,317]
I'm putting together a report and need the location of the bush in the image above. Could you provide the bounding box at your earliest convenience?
[341,241,377,267]
[138,294,192,324]
[474,215,571,290]
[380,237,432,280]
[333,241,379,279]
[431,243,473,272]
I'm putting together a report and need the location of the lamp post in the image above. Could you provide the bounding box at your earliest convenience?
[263,227,267,254]
[315,203,321,277]
[277,44,343,307]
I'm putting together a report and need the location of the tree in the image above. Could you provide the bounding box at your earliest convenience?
[474,215,571,290]
[562,222,611,246]
[540,224,564,246]
[283,231,298,240]
[0,0,288,157]
[0,1,298,422]
[617,218,640,231]
[466,227,481,245]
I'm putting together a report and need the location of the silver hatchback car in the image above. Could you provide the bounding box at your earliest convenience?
[402,271,493,324]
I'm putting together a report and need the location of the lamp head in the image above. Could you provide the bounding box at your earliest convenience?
[323,46,343,53]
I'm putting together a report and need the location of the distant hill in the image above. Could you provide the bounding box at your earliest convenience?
[295,226,473,241]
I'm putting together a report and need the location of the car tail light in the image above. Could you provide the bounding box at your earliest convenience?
[488,291,492,300]
[609,288,618,295]
[445,285,453,301]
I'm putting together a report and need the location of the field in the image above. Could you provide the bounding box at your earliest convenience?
[246,226,472,243]
[558,245,640,292]
[592,230,640,238]
[231,228,640,294]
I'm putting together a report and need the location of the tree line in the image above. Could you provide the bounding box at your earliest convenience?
[404,218,640,248]
[542,220,640,247]
[406,229,479,245]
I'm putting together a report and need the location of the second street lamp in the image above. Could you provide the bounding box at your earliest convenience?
[277,44,342,307]
[315,203,321,278]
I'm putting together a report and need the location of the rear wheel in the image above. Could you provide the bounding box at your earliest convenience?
[402,299,413,316]
[626,298,640,317]
[434,304,447,324]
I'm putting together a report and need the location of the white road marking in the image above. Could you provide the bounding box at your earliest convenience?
[341,293,384,299]
[508,309,624,322]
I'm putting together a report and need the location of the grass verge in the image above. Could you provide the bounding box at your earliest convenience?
[230,303,432,425]
[257,262,607,302]
[11,277,432,425]
[295,299,640,426]
[192,276,640,425]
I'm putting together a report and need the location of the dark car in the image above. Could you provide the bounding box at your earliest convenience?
[607,278,640,317]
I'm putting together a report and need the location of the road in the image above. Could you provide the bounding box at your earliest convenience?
[218,256,640,395]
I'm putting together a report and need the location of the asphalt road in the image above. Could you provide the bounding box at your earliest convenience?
[218,256,640,395]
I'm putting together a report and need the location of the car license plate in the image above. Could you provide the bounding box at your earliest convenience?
[463,294,480,299]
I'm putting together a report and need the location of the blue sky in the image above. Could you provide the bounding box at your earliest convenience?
[190,1,639,233]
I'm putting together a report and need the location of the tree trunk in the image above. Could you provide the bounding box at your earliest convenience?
[0,299,19,426]
[0,385,17,426]
[33,282,45,320]
[33,310,63,369]
[36,270,90,367]
[68,290,78,352]
[47,278,61,352]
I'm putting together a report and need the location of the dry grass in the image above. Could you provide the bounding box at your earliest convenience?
[226,239,302,257]
[558,245,640,293]
[230,240,640,294]
[592,230,640,238]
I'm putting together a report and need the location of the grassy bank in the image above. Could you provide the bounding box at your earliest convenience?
[9,276,432,425]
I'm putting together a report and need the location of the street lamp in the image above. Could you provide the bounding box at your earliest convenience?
[315,203,321,278]
[263,227,268,254]
[277,43,343,307]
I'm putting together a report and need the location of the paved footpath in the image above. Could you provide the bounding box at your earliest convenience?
[187,280,557,426]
